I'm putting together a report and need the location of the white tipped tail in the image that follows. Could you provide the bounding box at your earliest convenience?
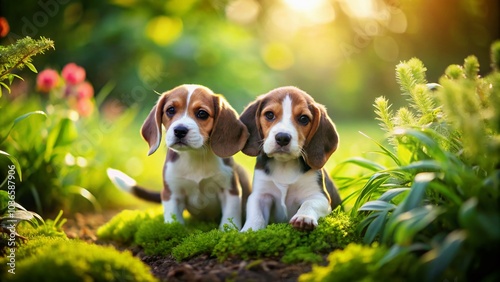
[107,168,137,193]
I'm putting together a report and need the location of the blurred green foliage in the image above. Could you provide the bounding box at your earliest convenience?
[1,0,498,118]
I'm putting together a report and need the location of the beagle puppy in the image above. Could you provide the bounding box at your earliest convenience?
[107,84,250,229]
[239,86,341,232]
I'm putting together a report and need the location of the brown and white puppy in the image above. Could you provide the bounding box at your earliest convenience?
[107,84,250,229]
[239,86,341,231]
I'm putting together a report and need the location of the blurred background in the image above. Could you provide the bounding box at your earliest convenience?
[2,0,498,117]
[0,0,499,214]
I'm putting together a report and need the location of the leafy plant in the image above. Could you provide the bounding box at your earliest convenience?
[299,243,418,282]
[0,36,54,96]
[333,41,500,281]
[0,190,43,256]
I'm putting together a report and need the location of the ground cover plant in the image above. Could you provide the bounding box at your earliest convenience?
[0,213,158,282]
[97,208,360,264]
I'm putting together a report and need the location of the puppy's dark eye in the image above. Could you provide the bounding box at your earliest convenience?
[264,111,275,121]
[196,110,209,120]
[166,107,176,117]
[298,115,310,125]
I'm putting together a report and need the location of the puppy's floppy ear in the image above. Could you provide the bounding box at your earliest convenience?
[239,98,263,156]
[141,93,168,156]
[210,95,249,158]
[303,104,339,170]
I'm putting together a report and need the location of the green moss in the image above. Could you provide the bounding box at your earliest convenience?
[172,229,223,261]
[134,217,189,255]
[1,217,158,282]
[4,239,157,282]
[299,243,417,282]
[98,208,360,264]
[97,208,162,244]
[213,211,360,263]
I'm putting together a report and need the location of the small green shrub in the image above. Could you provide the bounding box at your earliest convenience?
[299,243,418,282]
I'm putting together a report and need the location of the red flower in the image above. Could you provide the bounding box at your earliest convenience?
[76,81,94,100]
[62,63,86,85]
[0,17,9,38]
[36,69,59,93]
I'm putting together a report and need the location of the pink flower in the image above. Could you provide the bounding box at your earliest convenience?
[76,98,94,117]
[62,63,86,85]
[36,69,59,93]
[76,81,94,100]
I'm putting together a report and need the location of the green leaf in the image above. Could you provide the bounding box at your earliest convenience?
[363,209,389,244]
[394,205,442,246]
[383,173,435,242]
[29,184,43,214]
[377,242,429,267]
[398,160,442,172]
[394,129,447,162]
[359,200,396,212]
[335,157,386,172]
[45,118,78,160]
[459,198,500,242]
[25,62,38,73]
[378,188,410,202]
[422,230,466,281]
[0,110,47,145]
[67,186,102,212]
[360,131,401,166]
[401,172,435,212]
[0,150,22,181]
[353,172,391,212]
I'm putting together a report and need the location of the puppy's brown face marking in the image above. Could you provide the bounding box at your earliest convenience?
[240,86,339,169]
[162,87,215,143]
[257,88,316,161]
[159,85,216,150]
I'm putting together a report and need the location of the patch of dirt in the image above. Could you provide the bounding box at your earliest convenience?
[63,212,319,282]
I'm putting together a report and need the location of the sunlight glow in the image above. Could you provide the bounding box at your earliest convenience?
[283,0,323,12]
[280,0,335,27]
[341,0,376,18]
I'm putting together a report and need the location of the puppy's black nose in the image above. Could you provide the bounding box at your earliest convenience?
[174,126,189,138]
[275,132,291,147]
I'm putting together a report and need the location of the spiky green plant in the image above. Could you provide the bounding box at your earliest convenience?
[0,36,54,96]
[333,41,500,281]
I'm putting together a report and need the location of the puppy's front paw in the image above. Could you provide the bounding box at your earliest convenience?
[290,215,318,231]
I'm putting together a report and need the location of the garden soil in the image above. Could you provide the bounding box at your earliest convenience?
[63,212,322,282]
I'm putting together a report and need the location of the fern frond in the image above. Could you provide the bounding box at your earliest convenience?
[490,40,500,71]
[409,84,437,124]
[0,36,55,89]
[444,64,464,80]
[395,58,427,95]
[374,96,394,134]
[395,107,417,128]
[463,55,480,80]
